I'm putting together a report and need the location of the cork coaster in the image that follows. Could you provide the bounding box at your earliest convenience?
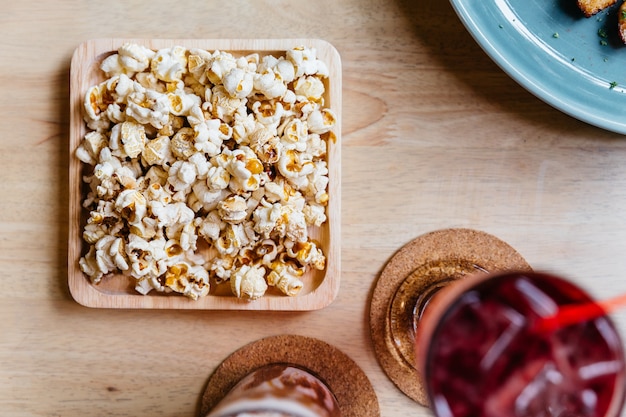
[199,334,380,417]
[369,228,532,406]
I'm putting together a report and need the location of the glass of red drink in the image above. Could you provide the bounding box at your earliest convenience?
[415,271,626,417]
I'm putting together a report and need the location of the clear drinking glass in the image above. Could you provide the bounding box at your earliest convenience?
[204,364,341,417]
[414,271,626,417]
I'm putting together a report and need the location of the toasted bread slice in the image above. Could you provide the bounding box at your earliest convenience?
[578,0,617,17]
[619,1,626,43]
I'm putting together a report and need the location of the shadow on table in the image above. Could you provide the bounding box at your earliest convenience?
[55,56,73,302]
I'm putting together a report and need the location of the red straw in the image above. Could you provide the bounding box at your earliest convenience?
[535,292,626,333]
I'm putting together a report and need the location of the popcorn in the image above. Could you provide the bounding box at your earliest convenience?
[192,181,229,211]
[100,43,155,77]
[151,46,188,82]
[206,50,238,84]
[196,210,225,242]
[142,135,172,166]
[225,147,264,193]
[187,49,213,83]
[93,235,129,280]
[287,241,326,270]
[211,85,246,123]
[167,160,198,194]
[280,118,308,152]
[164,262,210,300]
[75,131,107,165]
[286,46,328,78]
[151,201,194,228]
[256,238,279,265]
[76,43,336,301]
[231,264,268,300]
[216,224,247,256]
[252,199,282,238]
[251,99,284,127]
[84,82,109,123]
[277,149,314,186]
[115,189,147,225]
[306,108,337,134]
[128,235,166,277]
[267,256,304,297]
[114,121,146,159]
[218,195,248,224]
[223,67,254,99]
[254,56,291,99]
[249,124,281,164]
[126,88,170,129]
[304,133,327,159]
[303,203,327,227]
[167,88,201,116]
[294,76,325,103]
[281,205,309,243]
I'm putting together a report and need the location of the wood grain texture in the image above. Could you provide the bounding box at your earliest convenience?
[68,39,341,310]
[2,0,626,416]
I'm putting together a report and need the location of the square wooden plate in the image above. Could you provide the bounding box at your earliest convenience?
[68,38,341,310]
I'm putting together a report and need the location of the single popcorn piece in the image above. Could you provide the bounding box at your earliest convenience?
[125,234,167,279]
[164,262,210,300]
[167,87,201,116]
[230,264,268,300]
[255,239,279,266]
[294,76,325,103]
[287,46,328,78]
[249,124,281,164]
[206,50,238,84]
[254,56,291,99]
[306,108,337,134]
[251,99,284,127]
[223,67,254,99]
[115,189,147,225]
[77,43,336,301]
[117,121,147,159]
[151,46,188,82]
[211,85,246,123]
[142,135,172,166]
[75,131,108,165]
[215,223,253,256]
[151,201,194,228]
[100,42,156,77]
[170,127,197,160]
[277,149,314,186]
[287,241,326,270]
[267,256,305,297]
[252,199,282,238]
[187,48,213,83]
[281,118,308,152]
[218,195,248,224]
[126,88,170,129]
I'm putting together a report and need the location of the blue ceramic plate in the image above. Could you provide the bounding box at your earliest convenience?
[449,0,626,134]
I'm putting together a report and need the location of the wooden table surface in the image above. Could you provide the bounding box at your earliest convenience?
[2,0,626,416]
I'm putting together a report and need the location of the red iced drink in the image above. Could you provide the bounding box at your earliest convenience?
[205,364,341,417]
[417,271,625,417]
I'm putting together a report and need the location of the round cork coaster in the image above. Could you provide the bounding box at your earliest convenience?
[369,228,532,406]
[199,334,380,417]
